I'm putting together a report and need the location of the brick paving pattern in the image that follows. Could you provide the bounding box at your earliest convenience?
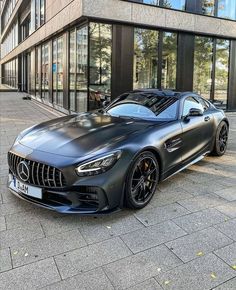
[0,92,236,289]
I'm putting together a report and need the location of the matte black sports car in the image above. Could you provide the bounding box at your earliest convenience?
[8,89,229,214]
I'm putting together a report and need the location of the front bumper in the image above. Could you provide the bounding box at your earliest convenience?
[7,144,132,214]
[8,172,121,214]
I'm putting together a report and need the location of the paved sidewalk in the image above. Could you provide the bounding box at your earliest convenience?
[0,92,236,290]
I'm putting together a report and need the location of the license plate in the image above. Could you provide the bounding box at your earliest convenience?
[9,175,42,199]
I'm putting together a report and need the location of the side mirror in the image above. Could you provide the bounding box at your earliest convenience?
[188,108,203,117]
[184,108,203,121]
[102,100,110,108]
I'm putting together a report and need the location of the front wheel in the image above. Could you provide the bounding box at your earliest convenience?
[125,151,159,209]
[211,121,229,156]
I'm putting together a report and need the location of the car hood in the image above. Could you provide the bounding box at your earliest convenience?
[19,113,157,158]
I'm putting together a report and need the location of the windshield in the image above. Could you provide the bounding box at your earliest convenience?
[107,93,178,121]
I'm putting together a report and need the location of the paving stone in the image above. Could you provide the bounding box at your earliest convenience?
[0,200,34,217]
[0,224,45,248]
[173,208,228,234]
[156,253,236,290]
[11,229,86,267]
[214,187,236,201]
[214,242,236,269]
[39,215,84,236]
[0,248,12,273]
[0,216,6,232]
[55,237,132,279]
[128,278,162,290]
[216,202,236,218]
[134,203,190,226]
[42,268,114,290]
[5,208,63,231]
[213,277,236,289]
[79,211,145,244]
[150,189,193,207]
[165,227,233,263]
[178,194,228,212]
[121,221,187,253]
[103,244,183,290]
[0,258,61,289]
[215,219,236,241]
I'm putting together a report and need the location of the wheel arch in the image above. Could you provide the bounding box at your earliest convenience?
[135,146,163,179]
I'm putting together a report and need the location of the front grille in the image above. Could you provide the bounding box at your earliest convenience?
[8,152,66,188]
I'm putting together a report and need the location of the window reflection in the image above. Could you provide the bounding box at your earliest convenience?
[134,28,158,89]
[2,58,17,89]
[162,0,186,10]
[41,43,49,101]
[202,0,215,16]
[76,26,88,112]
[53,37,64,107]
[69,30,76,111]
[162,32,177,89]
[89,23,112,110]
[35,47,40,98]
[215,39,229,109]
[217,0,236,19]
[193,36,213,100]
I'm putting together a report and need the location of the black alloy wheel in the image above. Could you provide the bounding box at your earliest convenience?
[125,151,159,209]
[212,121,229,156]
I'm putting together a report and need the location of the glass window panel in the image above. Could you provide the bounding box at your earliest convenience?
[57,37,64,107]
[40,0,45,25]
[41,43,49,101]
[161,32,177,89]
[69,30,76,111]
[76,26,88,112]
[89,23,112,110]
[142,0,160,5]
[202,0,215,16]
[52,39,57,102]
[35,47,40,98]
[35,0,40,29]
[214,39,229,109]
[217,0,236,19]
[162,0,186,10]
[193,36,214,100]
[133,28,158,90]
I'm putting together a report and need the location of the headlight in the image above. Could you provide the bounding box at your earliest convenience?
[76,151,122,176]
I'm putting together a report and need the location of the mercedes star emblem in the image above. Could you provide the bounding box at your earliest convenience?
[17,161,30,182]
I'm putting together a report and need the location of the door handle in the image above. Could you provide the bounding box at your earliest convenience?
[204,116,210,122]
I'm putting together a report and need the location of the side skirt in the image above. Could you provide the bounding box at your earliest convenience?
[163,151,211,181]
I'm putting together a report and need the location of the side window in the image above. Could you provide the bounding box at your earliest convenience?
[182,97,204,116]
[198,97,210,111]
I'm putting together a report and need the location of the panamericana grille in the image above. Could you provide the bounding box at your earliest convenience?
[8,152,66,188]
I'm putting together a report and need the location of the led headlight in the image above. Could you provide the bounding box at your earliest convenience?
[76,151,122,176]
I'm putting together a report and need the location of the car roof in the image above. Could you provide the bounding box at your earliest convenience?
[130,89,199,99]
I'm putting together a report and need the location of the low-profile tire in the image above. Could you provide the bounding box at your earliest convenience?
[125,151,159,209]
[211,121,229,156]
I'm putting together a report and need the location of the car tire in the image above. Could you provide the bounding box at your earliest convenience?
[211,121,229,156]
[125,151,159,209]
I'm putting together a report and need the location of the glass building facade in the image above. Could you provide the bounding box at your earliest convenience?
[1,0,236,111]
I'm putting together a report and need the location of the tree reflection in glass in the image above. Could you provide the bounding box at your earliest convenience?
[193,36,213,100]
[133,28,158,89]
[162,32,177,89]
[215,39,229,108]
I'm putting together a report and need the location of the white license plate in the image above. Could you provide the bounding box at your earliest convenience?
[9,175,42,199]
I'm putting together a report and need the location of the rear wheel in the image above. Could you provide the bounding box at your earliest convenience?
[125,151,159,209]
[211,121,229,156]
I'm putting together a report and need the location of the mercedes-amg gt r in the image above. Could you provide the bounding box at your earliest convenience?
[8,89,229,214]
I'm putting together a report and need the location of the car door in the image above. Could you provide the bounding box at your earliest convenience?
[180,95,214,163]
